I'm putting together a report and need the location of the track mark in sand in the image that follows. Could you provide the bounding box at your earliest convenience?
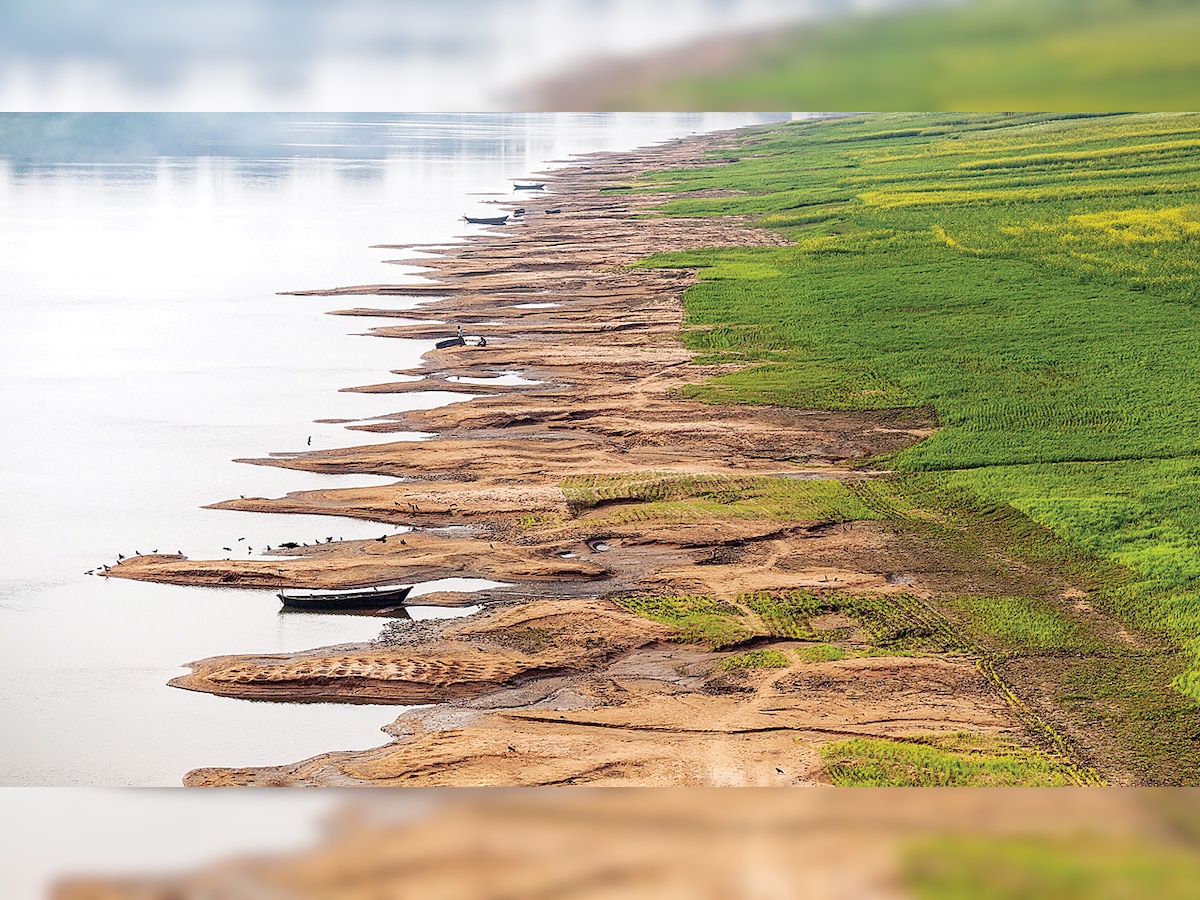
[498,713,982,740]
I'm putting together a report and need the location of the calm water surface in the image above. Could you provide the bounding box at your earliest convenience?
[0,113,784,786]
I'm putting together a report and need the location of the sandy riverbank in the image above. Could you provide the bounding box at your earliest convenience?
[102,128,1104,786]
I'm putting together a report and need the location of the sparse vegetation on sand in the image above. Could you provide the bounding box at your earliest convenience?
[561,471,873,523]
[613,594,754,649]
[617,589,963,654]
[820,732,1076,787]
[717,648,790,671]
[792,644,848,663]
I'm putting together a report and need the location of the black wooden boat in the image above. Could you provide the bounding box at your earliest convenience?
[436,335,467,349]
[464,214,508,225]
[513,182,545,190]
[278,583,413,611]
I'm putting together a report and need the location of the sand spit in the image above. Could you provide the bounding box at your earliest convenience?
[103,130,1090,785]
[172,599,670,708]
[107,530,604,591]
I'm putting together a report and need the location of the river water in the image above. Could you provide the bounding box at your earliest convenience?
[0,113,785,788]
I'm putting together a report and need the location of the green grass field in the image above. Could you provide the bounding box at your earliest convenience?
[616,112,1200,781]
[599,0,1200,110]
[636,114,1200,719]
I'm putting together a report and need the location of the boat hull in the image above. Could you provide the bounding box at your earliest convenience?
[278,585,414,611]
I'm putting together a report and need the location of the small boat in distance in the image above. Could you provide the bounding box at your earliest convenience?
[464,214,509,225]
[278,583,414,612]
[513,182,545,190]
[435,335,487,348]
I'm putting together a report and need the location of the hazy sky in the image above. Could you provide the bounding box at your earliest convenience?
[0,0,909,109]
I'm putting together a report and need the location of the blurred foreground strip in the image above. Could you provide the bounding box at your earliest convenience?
[53,788,1200,899]
[527,0,1200,110]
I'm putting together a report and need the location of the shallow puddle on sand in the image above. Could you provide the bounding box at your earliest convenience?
[417,523,491,537]
[408,604,484,621]
[410,577,511,600]
[446,371,541,386]
[372,389,480,407]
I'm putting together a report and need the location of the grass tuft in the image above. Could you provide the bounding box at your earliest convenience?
[617,590,965,654]
[561,472,876,523]
[820,733,1076,787]
[614,595,753,649]
[718,648,791,671]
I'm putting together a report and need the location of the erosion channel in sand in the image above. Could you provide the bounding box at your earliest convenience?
[106,129,1111,786]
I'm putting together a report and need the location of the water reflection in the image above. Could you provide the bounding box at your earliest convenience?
[2,113,783,171]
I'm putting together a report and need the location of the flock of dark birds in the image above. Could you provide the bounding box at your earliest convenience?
[86,533,405,575]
